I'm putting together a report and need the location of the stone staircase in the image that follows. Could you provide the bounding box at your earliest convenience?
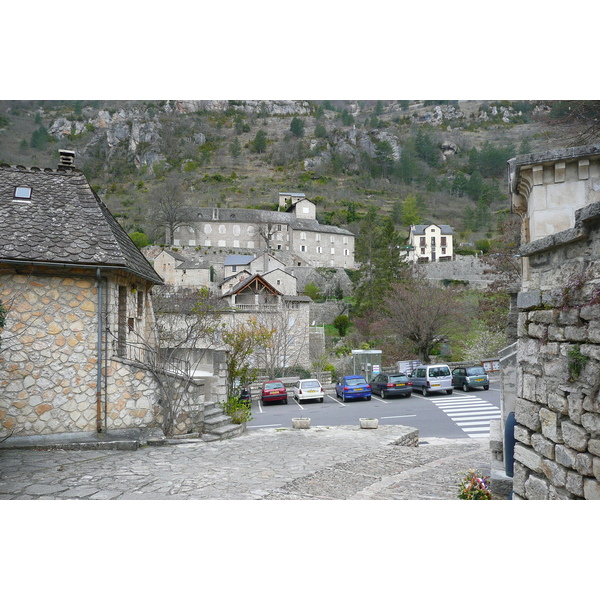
[201,400,246,442]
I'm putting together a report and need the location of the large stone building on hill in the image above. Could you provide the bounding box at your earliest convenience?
[168,193,355,269]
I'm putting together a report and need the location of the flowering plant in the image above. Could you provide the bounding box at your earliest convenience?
[458,469,492,500]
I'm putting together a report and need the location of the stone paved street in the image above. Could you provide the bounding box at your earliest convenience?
[0,425,491,500]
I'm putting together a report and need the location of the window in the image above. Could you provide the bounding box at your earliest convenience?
[301,245,307,252]
[420,237,426,247]
[137,291,144,317]
[344,249,349,256]
[421,247,426,255]
[300,232,306,240]
[441,236,447,246]
[316,234,321,242]
[330,248,335,254]
[343,236,348,244]
[14,186,32,200]
[441,247,446,254]
[317,246,322,254]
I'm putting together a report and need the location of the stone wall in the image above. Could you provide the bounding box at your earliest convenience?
[0,271,210,441]
[512,202,600,499]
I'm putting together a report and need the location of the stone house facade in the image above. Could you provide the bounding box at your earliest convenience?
[153,249,211,289]
[407,224,454,263]
[170,195,355,269]
[507,144,600,499]
[0,153,213,443]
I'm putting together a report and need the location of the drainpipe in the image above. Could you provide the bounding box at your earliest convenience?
[96,268,103,432]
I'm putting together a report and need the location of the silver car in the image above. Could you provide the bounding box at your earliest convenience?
[409,364,453,396]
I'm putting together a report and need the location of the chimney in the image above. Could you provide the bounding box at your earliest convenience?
[58,149,76,170]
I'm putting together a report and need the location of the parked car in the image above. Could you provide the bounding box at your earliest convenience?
[452,366,490,391]
[369,373,412,398]
[261,380,288,404]
[335,375,371,402]
[409,364,453,396]
[292,379,324,403]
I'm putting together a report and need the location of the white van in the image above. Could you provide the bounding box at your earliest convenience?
[409,364,453,396]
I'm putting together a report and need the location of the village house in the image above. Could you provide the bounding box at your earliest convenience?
[169,193,355,269]
[153,248,211,290]
[219,272,312,371]
[0,152,220,444]
[407,224,454,263]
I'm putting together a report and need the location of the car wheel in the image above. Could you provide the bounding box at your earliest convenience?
[446,389,453,395]
[462,383,469,392]
[319,397,324,403]
[483,385,489,391]
[422,387,428,397]
[342,393,347,402]
[283,397,288,405]
[380,389,386,399]
[366,396,371,401]
[405,392,412,398]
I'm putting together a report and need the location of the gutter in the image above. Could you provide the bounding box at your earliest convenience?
[96,269,104,432]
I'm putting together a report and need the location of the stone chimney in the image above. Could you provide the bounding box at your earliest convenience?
[58,149,76,170]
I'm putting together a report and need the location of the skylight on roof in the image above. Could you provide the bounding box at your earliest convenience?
[14,186,32,199]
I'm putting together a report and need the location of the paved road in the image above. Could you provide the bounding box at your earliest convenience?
[0,425,491,500]
[250,381,501,440]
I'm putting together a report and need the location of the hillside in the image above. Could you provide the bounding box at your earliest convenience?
[0,99,581,246]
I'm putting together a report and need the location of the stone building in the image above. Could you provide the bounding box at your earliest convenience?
[169,195,355,269]
[407,224,454,263]
[219,273,312,371]
[153,248,211,289]
[0,152,223,443]
[506,144,600,499]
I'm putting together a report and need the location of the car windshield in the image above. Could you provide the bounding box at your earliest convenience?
[346,377,367,385]
[264,382,283,390]
[301,380,320,388]
[389,375,408,383]
[429,367,450,377]
[467,367,486,376]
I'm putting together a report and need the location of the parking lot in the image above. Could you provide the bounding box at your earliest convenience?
[249,380,501,439]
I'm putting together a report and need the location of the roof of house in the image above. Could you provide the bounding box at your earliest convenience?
[224,254,255,266]
[0,163,163,284]
[189,207,354,236]
[160,248,209,270]
[411,224,454,235]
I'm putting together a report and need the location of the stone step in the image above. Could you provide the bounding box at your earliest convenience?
[204,414,233,432]
[202,423,245,442]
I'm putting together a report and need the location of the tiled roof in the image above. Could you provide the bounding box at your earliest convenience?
[0,164,163,284]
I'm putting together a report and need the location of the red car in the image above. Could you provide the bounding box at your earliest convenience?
[261,380,288,404]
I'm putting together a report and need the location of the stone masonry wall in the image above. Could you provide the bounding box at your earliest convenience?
[513,203,600,499]
[0,272,206,439]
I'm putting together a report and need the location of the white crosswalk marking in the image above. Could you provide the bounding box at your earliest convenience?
[430,393,501,438]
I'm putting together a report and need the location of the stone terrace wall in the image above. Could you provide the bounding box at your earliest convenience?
[513,202,600,499]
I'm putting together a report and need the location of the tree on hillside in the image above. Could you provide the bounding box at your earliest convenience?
[354,210,409,315]
[229,137,242,159]
[251,129,268,153]
[290,117,305,138]
[400,193,422,227]
[145,174,189,244]
[374,140,395,178]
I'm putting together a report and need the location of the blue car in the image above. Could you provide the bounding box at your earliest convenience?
[335,375,371,402]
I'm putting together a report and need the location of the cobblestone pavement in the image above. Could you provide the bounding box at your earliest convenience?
[0,426,491,500]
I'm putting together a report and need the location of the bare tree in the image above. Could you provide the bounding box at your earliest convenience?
[375,279,466,363]
[253,301,309,378]
[145,174,190,244]
[132,287,224,436]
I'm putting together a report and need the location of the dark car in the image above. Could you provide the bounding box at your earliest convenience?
[335,375,371,402]
[261,380,288,404]
[452,366,490,392]
[370,372,412,398]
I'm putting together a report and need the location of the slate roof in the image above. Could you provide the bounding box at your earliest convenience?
[224,254,255,266]
[161,248,209,270]
[411,224,454,235]
[189,207,354,236]
[0,164,163,284]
